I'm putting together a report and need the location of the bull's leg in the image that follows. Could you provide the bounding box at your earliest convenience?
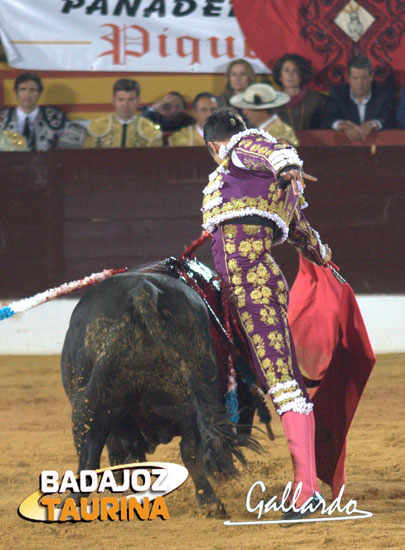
[106,427,155,493]
[236,379,256,436]
[179,429,228,519]
[106,434,133,466]
[107,415,152,466]
[58,393,114,506]
[105,434,137,492]
[71,395,114,473]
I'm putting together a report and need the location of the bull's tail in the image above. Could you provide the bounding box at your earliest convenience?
[194,389,260,478]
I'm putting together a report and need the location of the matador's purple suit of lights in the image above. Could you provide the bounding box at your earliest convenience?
[202,126,329,513]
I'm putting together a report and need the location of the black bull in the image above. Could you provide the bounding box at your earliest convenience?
[61,266,260,517]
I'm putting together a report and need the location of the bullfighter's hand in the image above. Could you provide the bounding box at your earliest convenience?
[277,169,317,198]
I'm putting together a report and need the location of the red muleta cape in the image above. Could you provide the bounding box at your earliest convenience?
[288,255,376,497]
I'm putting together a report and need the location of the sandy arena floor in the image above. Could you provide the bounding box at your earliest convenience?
[0,354,404,550]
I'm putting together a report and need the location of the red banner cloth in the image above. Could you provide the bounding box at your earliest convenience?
[288,255,376,497]
[233,0,405,88]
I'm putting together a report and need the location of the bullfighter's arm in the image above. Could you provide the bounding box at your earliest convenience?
[287,207,331,266]
[233,142,316,195]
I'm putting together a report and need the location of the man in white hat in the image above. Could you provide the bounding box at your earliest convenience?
[230,83,299,146]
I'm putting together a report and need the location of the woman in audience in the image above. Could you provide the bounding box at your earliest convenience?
[217,58,256,108]
[272,54,325,131]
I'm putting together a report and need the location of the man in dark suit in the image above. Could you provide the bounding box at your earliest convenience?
[323,55,395,141]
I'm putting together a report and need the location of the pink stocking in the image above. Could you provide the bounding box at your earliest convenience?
[308,409,320,493]
[281,410,320,506]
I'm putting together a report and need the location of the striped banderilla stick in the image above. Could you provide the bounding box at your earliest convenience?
[0,268,127,321]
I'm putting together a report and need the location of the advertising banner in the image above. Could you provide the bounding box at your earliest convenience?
[0,0,269,73]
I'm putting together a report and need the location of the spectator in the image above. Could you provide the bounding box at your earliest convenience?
[397,86,405,129]
[217,58,256,109]
[168,93,218,146]
[0,72,68,151]
[84,79,162,148]
[322,55,396,141]
[141,91,194,132]
[272,53,326,130]
[230,83,299,146]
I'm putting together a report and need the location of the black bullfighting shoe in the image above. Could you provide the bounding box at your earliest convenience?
[279,491,325,527]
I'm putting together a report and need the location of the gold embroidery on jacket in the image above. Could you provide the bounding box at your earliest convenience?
[221,224,307,406]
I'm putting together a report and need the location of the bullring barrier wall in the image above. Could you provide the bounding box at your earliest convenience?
[1,144,404,353]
